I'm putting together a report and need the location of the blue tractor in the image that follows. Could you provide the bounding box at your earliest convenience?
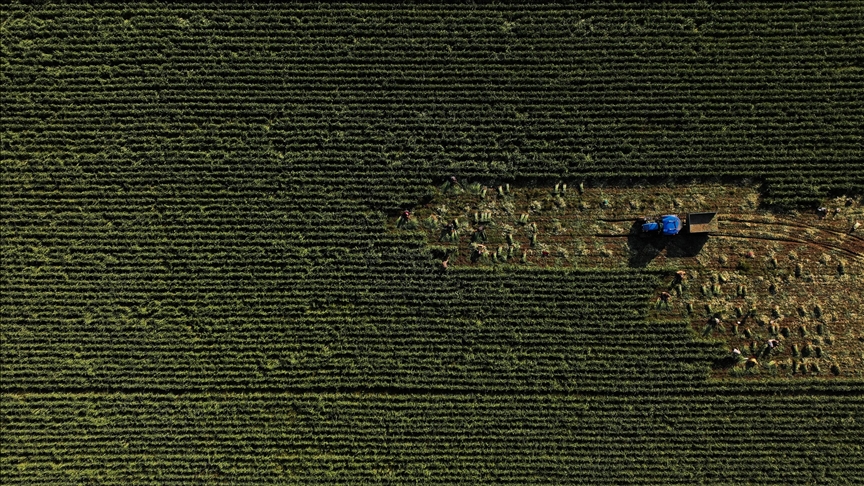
[641,215,683,236]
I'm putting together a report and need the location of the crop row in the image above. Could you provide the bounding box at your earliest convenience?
[4,2,863,209]
[2,392,863,485]
[2,262,725,391]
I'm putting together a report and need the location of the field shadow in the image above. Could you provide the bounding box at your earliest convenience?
[626,221,667,267]
[666,233,710,257]
[626,222,710,267]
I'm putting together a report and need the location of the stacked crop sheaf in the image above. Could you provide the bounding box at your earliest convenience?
[2,2,863,484]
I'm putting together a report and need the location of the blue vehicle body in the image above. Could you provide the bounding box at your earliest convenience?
[642,221,660,232]
[642,215,682,235]
[661,215,682,235]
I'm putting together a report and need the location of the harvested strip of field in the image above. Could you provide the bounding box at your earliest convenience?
[411,183,863,379]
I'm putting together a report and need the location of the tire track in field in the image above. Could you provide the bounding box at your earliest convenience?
[723,216,864,243]
[593,231,862,259]
[711,233,862,260]
[594,218,864,261]
[717,219,864,261]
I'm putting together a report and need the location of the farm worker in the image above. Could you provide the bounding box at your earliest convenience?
[851,222,861,234]
[732,348,741,355]
[396,210,411,228]
[767,339,779,348]
[442,175,463,192]
[658,291,672,310]
[439,221,458,241]
[441,259,449,270]
[472,225,487,242]
[472,244,487,258]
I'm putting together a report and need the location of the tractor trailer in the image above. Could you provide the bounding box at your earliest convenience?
[640,212,717,236]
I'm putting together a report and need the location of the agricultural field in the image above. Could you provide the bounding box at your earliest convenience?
[2,1,864,484]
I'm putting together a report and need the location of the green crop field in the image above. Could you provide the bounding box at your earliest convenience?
[2,1,863,484]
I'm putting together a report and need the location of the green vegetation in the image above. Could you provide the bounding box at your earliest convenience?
[4,266,725,392]
[3,392,863,485]
[2,1,863,484]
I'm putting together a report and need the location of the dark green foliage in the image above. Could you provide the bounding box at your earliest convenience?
[1,393,863,485]
[2,264,718,391]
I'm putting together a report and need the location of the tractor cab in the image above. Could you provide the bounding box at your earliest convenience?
[661,215,682,235]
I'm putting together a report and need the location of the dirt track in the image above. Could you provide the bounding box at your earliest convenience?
[718,217,864,261]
